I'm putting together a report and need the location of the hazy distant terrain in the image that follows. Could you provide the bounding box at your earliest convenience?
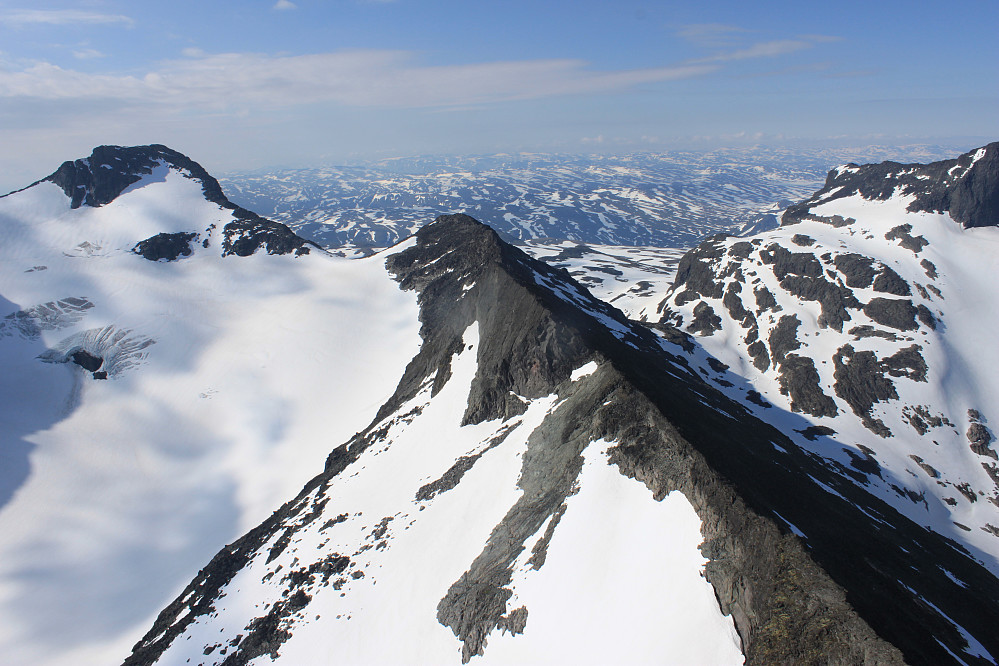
[220,146,961,250]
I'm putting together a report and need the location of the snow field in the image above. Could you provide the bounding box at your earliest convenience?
[165,323,560,664]
[0,171,422,666]
[645,191,999,573]
[482,440,744,665]
[159,325,744,665]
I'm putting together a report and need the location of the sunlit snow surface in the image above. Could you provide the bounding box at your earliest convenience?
[644,191,999,574]
[0,172,421,666]
[0,170,744,666]
[156,328,743,665]
[482,441,743,665]
[520,240,684,319]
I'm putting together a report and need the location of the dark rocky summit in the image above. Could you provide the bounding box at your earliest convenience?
[784,142,999,228]
[39,144,232,209]
[124,214,997,666]
[11,144,320,258]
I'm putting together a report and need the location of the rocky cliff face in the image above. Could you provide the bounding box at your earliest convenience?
[783,142,999,229]
[643,145,999,663]
[16,144,319,258]
[123,213,996,666]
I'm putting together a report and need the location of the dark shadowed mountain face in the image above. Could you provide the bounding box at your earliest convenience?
[123,213,996,666]
[635,144,999,662]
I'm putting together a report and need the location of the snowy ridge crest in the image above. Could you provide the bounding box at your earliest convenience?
[5,144,322,259]
[642,145,999,664]
[783,141,999,229]
[38,144,230,210]
[123,214,996,666]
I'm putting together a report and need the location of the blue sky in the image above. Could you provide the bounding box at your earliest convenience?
[0,0,996,190]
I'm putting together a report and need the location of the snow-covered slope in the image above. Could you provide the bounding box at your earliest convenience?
[125,214,996,666]
[652,142,999,576]
[4,145,998,666]
[0,146,422,666]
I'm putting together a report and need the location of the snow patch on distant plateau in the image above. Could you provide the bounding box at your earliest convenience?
[0,171,421,666]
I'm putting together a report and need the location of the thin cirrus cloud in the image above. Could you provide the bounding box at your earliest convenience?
[689,36,839,64]
[0,50,718,110]
[691,39,813,63]
[675,24,750,48]
[0,31,833,112]
[0,9,134,27]
[72,48,106,60]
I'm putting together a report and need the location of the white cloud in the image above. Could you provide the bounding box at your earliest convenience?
[676,25,838,65]
[0,50,716,109]
[273,0,297,9]
[0,9,134,27]
[676,24,750,48]
[182,47,206,58]
[72,48,105,60]
[690,39,822,64]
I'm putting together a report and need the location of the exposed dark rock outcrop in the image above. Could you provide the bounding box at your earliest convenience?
[686,300,722,336]
[782,142,999,229]
[884,224,929,253]
[71,349,103,372]
[863,298,919,331]
[41,144,220,208]
[132,232,198,262]
[123,215,999,666]
[768,315,802,364]
[833,345,897,437]
[967,413,997,460]
[672,235,727,302]
[221,216,316,258]
[758,244,822,280]
[833,253,876,288]
[872,265,910,296]
[19,144,321,258]
[753,285,779,314]
[777,354,838,418]
[779,274,859,331]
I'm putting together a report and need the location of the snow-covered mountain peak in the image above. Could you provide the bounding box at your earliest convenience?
[784,141,999,229]
[32,144,228,210]
[0,146,426,666]
[116,207,999,666]
[656,142,999,582]
[4,144,998,666]
[2,144,320,261]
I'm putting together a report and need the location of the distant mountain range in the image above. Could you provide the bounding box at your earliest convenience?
[0,142,995,666]
[219,146,961,250]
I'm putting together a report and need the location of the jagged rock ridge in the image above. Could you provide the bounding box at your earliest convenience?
[634,144,999,662]
[784,142,999,229]
[123,214,996,666]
